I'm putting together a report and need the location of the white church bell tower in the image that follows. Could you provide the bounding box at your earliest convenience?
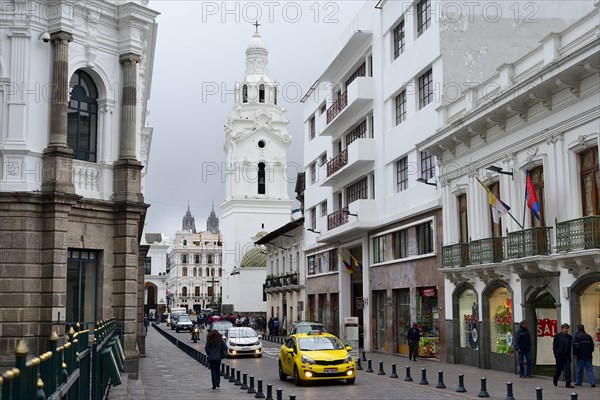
[220,28,293,314]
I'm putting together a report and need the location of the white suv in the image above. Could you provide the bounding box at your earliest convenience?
[224,327,262,358]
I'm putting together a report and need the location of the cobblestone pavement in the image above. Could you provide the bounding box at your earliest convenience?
[109,326,599,400]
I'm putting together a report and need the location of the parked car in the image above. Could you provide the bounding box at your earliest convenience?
[170,311,187,330]
[208,321,233,335]
[278,331,355,386]
[224,327,262,358]
[175,314,194,333]
[288,322,327,336]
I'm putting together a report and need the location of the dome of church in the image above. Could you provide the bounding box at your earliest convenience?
[240,247,267,268]
[246,32,268,53]
[255,230,269,238]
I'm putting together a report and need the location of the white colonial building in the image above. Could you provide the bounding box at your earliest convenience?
[418,5,599,376]
[302,0,594,359]
[142,233,171,320]
[0,0,158,373]
[166,205,223,314]
[220,30,293,314]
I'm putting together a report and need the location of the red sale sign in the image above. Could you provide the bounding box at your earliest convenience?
[536,308,558,365]
[537,317,557,337]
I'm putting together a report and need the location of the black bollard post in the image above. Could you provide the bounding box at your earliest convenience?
[266,384,273,400]
[377,361,386,375]
[289,396,296,400]
[224,365,231,380]
[255,379,265,398]
[366,359,374,373]
[505,382,515,400]
[404,366,413,382]
[390,363,398,379]
[220,363,225,377]
[436,371,446,389]
[570,393,578,400]
[248,376,256,394]
[356,357,363,371]
[276,388,283,400]
[241,373,249,390]
[361,351,367,361]
[535,387,542,400]
[419,368,429,385]
[229,367,237,382]
[478,377,489,398]
[235,370,242,386]
[456,374,467,393]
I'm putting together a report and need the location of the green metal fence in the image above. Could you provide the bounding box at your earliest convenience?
[468,237,505,265]
[556,215,600,252]
[0,318,123,400]
[507,226,553,259]
[441,243,469,268]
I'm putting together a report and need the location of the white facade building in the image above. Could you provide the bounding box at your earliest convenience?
[220,30,293,314]
[143,233,171,319]
[167,208,223,314]
[302,0,594,358]
[418,5,599,375]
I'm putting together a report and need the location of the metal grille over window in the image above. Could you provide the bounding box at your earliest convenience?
[346,120,367,146]
[346,177,368,204]
[393,20,405,59]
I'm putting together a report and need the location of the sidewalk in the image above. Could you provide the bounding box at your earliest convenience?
[262,334,600,400]
[108,324,249,400]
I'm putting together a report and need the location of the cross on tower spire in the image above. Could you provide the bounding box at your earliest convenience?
[253,20,261,33]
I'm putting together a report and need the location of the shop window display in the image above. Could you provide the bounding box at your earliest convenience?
[579,281,600,368]
[489,287,513,355]
[416,287,439,358]
[458,289,478,350]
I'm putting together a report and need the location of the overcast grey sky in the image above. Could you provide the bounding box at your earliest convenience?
[143,0,365,237]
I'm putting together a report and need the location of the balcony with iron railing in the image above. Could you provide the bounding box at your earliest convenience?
[441,216,600,269]
[328,206,350,231]
[265,272,302,293]
[320,77,374,137]
[556,216,600,252]
[507,226,553,259]
[322,138,376,189]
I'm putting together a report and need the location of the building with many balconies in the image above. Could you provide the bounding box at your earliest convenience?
[418,5,599,376]
[302,0,594,360]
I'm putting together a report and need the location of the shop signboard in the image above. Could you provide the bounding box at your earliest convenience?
[421,287,437,297]
[344,317,359,361]
[535,308,557,365]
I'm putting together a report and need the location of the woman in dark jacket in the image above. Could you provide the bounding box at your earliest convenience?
[205,330,227,389]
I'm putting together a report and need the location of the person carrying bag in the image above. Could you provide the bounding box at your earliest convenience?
[205,330,228,389]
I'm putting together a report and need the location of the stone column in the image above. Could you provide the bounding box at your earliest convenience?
[42,31,74,194]
[119,53,141,161]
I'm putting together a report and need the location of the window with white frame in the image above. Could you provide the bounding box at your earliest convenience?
[417,0,431,36]
[310,207,317,229]
[395,91,407,125]
[321,201,328,217]
[372,236,386,263]
[309,115,316,140]
[310,162,317,184]
[420,151,435,180]
[416,221,433,255]
[394,229,409,259]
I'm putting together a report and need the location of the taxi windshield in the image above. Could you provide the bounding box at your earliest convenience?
[298,337,344,351]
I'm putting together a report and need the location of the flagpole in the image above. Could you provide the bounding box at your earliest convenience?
[522,171,528,229]
[507,209,524,230]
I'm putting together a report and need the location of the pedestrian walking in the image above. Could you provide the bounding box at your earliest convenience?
[553,322,574,388]
[143,314,149,336]
[407,323,420,361]
[573,323,596,387]
[205,329,227,389]
[268,317,274,336]
[515,320,533,378]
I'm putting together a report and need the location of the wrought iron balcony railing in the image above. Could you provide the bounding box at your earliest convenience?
[441,243,469,268]
[327,206,350,231]
[326,92,348,124]
[507,226,553,259]
[469,237,505,265]
[556,215,600,252]
[327,149,349,177]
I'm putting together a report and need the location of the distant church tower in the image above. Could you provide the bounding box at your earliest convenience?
[220,28,293,313]
[206,202,220,234]
[182,202,197,233]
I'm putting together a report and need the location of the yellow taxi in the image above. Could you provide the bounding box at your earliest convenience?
[278,331,356,386]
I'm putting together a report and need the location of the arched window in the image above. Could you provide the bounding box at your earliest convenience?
[195,254,200,264]
[274,87,277,105]
[182,287,188,297]
[183,239,187,246]
[243,85,248,103]
[206,267,210,277]
[68,70,98,162]
[182,254,188,264]
[258,162,265,194]
[219,268,222,277]
[198,267,202,277]
[207,254,213,264]
[193,267,197,277]
[211,268,215,277]
[259,84,265,103]
[182,267,188,277]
